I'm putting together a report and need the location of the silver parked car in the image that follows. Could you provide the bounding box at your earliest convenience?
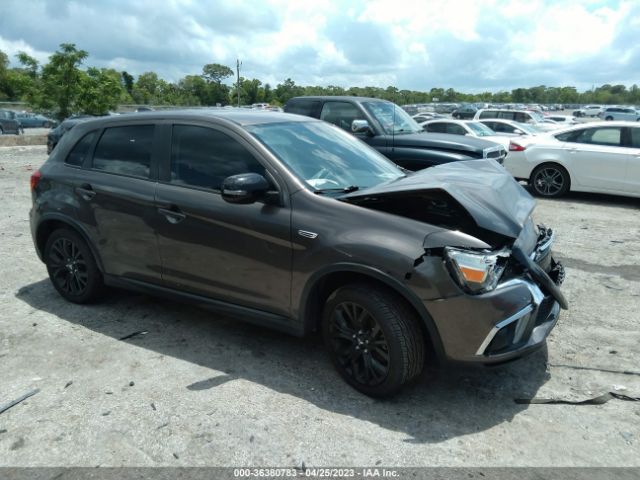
[597,107,640,122]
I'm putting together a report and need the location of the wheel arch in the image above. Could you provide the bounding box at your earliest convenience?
[298,263,445,362]
[530,161,572,190]
[35,214,104,272]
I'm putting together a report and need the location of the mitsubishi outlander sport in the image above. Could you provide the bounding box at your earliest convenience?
[30,110,567,397]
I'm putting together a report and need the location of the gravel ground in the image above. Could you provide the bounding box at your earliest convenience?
[0,146,639,467]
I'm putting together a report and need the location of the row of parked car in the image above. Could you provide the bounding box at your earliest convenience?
[0,109,58,135]
[47,98,640,201]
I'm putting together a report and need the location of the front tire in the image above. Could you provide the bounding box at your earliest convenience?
[44,228,104,303]
[322,283,425,397]
[530,164,570,198]
[605,116,613,121]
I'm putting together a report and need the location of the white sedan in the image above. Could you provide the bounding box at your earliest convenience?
[504,121,640,198]
[419,119,512,148]
[545,115,579,125]
[477,119,544,137]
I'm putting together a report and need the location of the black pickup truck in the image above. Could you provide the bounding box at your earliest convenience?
[284,96,506,171]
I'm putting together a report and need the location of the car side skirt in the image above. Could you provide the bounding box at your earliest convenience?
[103,275,300,336]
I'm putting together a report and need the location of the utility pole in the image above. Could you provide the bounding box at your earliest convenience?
[236,59,242,107]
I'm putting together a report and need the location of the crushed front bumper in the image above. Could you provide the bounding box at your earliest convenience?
[422,229,566,364]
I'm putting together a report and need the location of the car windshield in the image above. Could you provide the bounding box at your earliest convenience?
[466,122,495,137]
[248,121,405,192]
[529,111,545,122]
[361,101,423,135]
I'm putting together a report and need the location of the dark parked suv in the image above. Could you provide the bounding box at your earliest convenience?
[0,109,23,135]
[30,110,567,397]
[284,96,507,170]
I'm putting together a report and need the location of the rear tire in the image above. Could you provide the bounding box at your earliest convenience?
[44,228,104,304]
[530,163,570,198]
[322,283,425,397]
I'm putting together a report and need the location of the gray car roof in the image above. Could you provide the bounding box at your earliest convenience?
[287,96,392,103]
[77,109,315,128]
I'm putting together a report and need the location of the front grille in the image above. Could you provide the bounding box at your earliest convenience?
[485,148,507,164]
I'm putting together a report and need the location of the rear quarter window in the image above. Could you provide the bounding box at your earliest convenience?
[65,131,97,167]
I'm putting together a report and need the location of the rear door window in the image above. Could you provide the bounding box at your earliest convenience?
[565,127,623,147]
[93,125,155,178]
[170,124,265,191]
[320,102,365,131]
[285,100,320,117]
[497,111,516,120]
[425,122,448,133]
[513,112,530,123]
[65,131,97,167]
[445,123,467,135]
[479,110,498,119]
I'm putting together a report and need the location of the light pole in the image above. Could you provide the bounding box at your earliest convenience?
[236,59,242,107]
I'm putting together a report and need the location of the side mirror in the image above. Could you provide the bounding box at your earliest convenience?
[221,173,270,204]
[514,129,524,135]
[351,119,372,135]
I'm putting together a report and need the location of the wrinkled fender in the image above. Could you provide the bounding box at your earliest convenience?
[34,212,105,272]
[299,262,446,361]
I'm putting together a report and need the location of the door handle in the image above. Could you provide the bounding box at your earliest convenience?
[157,206,186,224]
[75,183,96,201]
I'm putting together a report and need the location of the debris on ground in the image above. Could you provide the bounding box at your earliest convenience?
[0,389,40,416]
[515,392,640,405]
[118,330,148,341]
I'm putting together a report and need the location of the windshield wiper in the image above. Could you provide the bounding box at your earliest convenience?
[314,185,360,194]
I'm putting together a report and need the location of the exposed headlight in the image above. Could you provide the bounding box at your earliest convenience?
[444,247,510,294]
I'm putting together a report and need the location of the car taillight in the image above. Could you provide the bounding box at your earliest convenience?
[30,170,42,191]
[509,141,526,152]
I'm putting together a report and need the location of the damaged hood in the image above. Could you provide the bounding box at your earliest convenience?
[342,160,536,239]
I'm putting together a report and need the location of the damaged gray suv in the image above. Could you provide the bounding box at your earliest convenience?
[30,110,567,397]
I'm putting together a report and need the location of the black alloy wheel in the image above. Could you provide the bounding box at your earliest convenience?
[329,301,391,386]
[48,237,88,295]
[322,283,425,397]
[45,228,104,303]
[531,164,570,197]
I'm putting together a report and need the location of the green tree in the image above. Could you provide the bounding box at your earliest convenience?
[121,71,134,95]
[202,63,234,84]
[30,43,88,119]
[16,52,38,78]
[274,78,304,104]
[132,71,160,104]
[77,68,124,115]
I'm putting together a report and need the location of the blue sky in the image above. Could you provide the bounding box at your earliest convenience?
[0,0,638,91]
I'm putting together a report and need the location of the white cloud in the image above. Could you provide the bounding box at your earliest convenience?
[0,0,637,91]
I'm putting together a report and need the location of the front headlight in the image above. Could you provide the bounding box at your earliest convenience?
[444,247,510,294]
